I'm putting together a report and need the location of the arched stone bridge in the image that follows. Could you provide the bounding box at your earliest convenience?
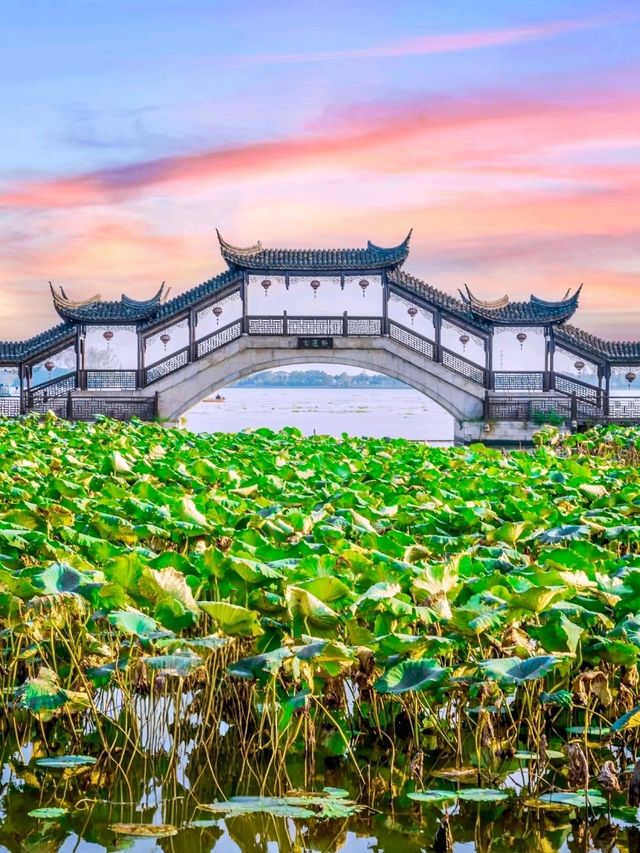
[1,231,639,443]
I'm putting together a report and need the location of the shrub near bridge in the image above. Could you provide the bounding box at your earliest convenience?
[2,415,640,800]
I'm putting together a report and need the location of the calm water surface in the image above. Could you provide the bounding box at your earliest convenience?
[184,388,454,443]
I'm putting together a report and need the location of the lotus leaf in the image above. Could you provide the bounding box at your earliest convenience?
[199,601,264,637]
[478,655,561,685]
[374,659,449,694]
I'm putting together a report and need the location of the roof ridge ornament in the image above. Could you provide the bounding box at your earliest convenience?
[49,282,103,308]
[216,229,412,271]
[216,229,263,256]
[367,228,413,253]
[459,284,510,309]
[49,281,166,324]
[121,282,170,307]
[530,284,583,307]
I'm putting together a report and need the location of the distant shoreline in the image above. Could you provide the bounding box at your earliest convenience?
[232,370,406,389]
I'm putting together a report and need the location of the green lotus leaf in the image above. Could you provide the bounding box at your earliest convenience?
[144,651,202,676]
[35,755,97,769]
[199,601,264,637]
[228,647,293,679]
[478,655,561,685]
[408,790,458,804]
[33,562,98,597]
[536,525,590,544]
[458,788,510,802]
[28,807,68,819]
[612,704,640,732]
[107,608,166,638]
[374,658,449,694]
[286,586,339,634]
[508,586,565,614]
[536,790,607,808]
[565,725,611,736]
[202,797,315,818]
[14,668,70,713]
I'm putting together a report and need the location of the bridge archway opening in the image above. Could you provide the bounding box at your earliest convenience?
[181,360,454,443]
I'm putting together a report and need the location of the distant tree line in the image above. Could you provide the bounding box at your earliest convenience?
[233,370,407,389]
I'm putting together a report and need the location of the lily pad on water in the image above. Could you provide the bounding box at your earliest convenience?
[200,792,362,820]
[28,807,68,819]
[202,798,315,819]
[432,767,478,780]
[35,755,97,770]
[110,824,178,837]
[458,788,510,802]
[565,725,611,737]
[408,790,458,804]
[535,790,607,809]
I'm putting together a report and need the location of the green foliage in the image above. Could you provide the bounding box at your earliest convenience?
[3,416,640,781]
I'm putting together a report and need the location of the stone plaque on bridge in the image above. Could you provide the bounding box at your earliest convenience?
[297,337,334,350]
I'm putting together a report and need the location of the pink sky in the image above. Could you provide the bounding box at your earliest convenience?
[0,4,638,340]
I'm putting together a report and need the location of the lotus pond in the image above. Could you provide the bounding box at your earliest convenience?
[3,417,640,850]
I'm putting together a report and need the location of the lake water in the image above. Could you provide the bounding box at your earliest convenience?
[184,388,455,443]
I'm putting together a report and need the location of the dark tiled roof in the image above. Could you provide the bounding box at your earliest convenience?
[556,325,640,363]
[0,323,76,364]
[217,230,412,272]
[459,284,581,324]
[51,283,167,323]
[387,269,491,331]
[140,268,242,330]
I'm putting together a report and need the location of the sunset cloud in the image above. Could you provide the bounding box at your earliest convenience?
[240,14,634,64]
[0,3,638,341]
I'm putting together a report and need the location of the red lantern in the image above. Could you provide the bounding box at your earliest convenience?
[213,306,223,325]
[310,280,321,299]
[574,360,585,375]
[516,332,527,349]
[626,370,637,388]
[407,306,418,325]
[103,330,114,349]
[359,279,369,298]
[160,333,171,350]
[261,279,271,297]
[44,360,55,373]
[459,334,470,351]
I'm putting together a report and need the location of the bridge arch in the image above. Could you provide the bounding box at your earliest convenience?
[150,334,486,425]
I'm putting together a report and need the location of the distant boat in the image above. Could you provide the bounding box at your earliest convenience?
[206,394,226,403]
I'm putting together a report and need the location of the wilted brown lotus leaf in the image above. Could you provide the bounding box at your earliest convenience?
[629,760,640,807]
[566,742,589,789]
[572,670,612,706]
[501,625,535,654]
[597,760,621,794]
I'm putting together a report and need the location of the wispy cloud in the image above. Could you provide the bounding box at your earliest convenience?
[1,88,639,211]
[1,84,639,338]
[239,13,635,65]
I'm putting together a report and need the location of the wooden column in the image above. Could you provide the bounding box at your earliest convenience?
[548,329,556,391]
[603,363,611,416]
[241,274,248,333]
[485,332,493,389]
[382,274,389,335]
[75,325,82,389]
[137,330,145,388]
[18,363,25,414]
[188,308,197,362]
[433,310,442,362]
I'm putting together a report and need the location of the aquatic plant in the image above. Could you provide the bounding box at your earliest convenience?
[2,415,640,815]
